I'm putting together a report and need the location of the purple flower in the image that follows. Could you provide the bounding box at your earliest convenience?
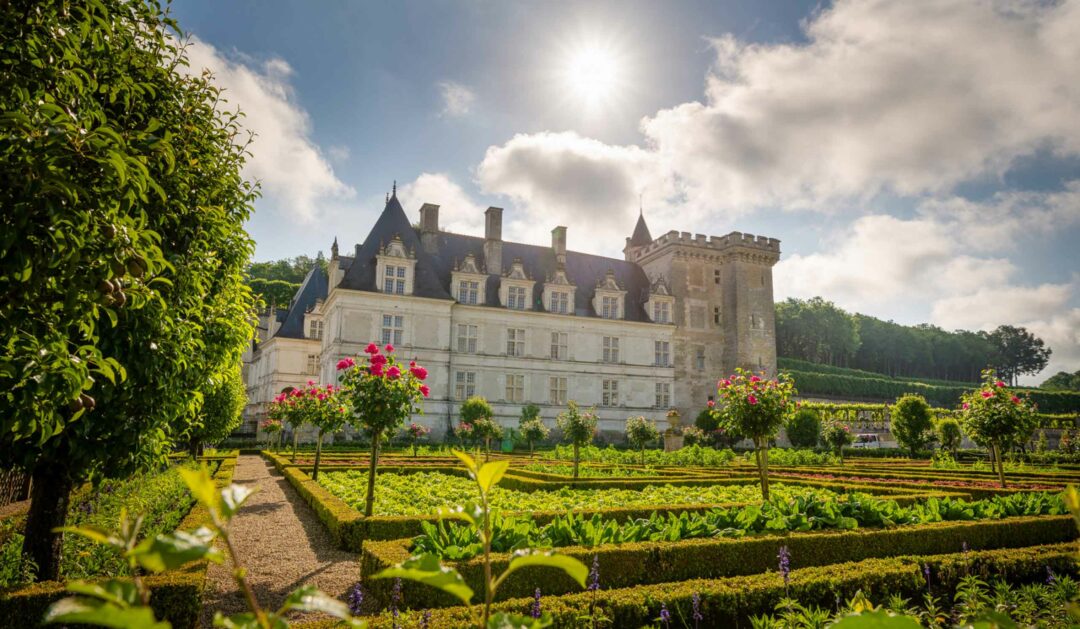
[778,545,791,587]
[1047,565,1057,585]
[588,555,600,592]
[347,582,364,615]
[922,564,931,589]
[659,603,671,628]
[692,592,703,627]
[531,588,542,619]
[419,610,432,629]
[962,541,969,554]
[390,577,402,627]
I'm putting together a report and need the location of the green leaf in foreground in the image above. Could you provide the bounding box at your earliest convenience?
[131,527,222,572]
[497,551,588,589]
[829,611,924,629]
[371,553,474,606]
[487,611,553,628]
[43,596,171,629]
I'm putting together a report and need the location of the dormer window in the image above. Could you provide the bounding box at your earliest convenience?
[499,258,533,311]
[601,296,620,319]
[652,302,671,324]
[543,266,576,316]
[375,235,417,296]
[646,275,675,324]
[452,253,487,306]
[592,269,627,321]
[549,291,569,314]
[307,319,324,340]
[507,286,527,310]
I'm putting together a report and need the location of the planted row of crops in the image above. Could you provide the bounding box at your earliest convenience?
[409,491,1067,560]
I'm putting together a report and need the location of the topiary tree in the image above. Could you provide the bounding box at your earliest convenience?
[519,417,550,455]
[519,403,541,424]
[712,369,797,500]
[307,384,351,481]
[786,408,821,448]
[338,344,429,515]
[188,365,246,457]
[1,0,257,580]
[821,421,854,463]
[279,386,314,463]
[625,416,660,465]
[681,426,708,447]
[404,422,431,457]
[460,396,497,458]
[960,369,1038,488]
[261,418,283,451]
[891,394,935,458]
[556,401,598,479]
[936,417,963,457]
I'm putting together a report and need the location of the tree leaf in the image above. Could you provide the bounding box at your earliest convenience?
[435,503,482,528]
[220,484,254,520]
[452,449,478,474]
[497,551,588,590]
[829,612,924,629]
[43,597,171,629]
[179,466,219,513]
[278,584,364,625]
[65,579,141,607]
[487,611,553,629]
[371,553,474,606]
[477,460,509,494]
[55,525,124,549]
[130,528,221,572]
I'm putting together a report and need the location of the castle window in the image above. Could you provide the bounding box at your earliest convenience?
[381,314,404,345]
[655,382,671,409]
[601,296,620,319]
[505,374,524,403]
[308,319,323,340]
[551,332,568,360]
[507,286,527,310]
[713,307,721,325]
[602,379,619,406]
[457,324,478,353]
[654,341,670,367]
[714,269,721,285]
[550,376,567,405]
[384,265,406,295]
[549,290,569,314]
[458,280,480,305]
[306,354,318,374]
[602,336,620,363]
[507,328,525,357]
[455,371,476,399]
[652,301,671,323]
[695,347,706,370]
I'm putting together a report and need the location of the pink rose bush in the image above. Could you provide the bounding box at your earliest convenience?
[711,368,797,500]
[403,422,431,456]
[338,343,429,515]
[959,369,1037,489]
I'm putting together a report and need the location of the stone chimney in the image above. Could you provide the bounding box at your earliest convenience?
[551,226,567,267]
[484,206,503,274]
[419,203,440,254]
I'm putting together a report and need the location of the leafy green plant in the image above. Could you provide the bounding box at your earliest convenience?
[786,409,821,449]
[625,416,660,466]
[935,418,963,457]
[960,370,1039,488]
[821,422,854,464]
[891,394,935,458]
[556,402,599,479]
[41,466,365,629]
[374,450,588,628]
[520,419,551,455]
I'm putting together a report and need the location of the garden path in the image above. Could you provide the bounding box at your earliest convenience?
[200,455,359,626]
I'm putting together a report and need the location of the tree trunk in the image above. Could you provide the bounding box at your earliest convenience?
[188,436,200,458]
[993,442,1007,488]
[754,439,770,501]
[761,443,771,501]
[292,429,299,463]
[312,430,324,481]
[573,442,580,479]
[22,462,75,582]
[640,444,645,467]
[364,429,382,517]
[484,437,491,462]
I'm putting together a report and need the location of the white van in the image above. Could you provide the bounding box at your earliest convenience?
[852,433,880,449]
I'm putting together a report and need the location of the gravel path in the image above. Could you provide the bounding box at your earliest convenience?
[200,455,360,626]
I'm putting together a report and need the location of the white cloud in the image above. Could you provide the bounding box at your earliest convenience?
[931,283,1074,332]
[184,37,353,221]
[438,81,477,117]
[397,173,487,235]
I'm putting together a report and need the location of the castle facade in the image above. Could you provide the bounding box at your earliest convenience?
[241,190,780,437]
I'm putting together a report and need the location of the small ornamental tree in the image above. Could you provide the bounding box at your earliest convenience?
[307,384,350,481]
[282,383,318,462]
[338,344,429,516]
[960,369,1038,488]
[461,396,498,458]
[625,416,660,465]
[187,365,246,457]
[404,422,431,457]
[261,418,283,451]
[519,403,541,424]
[681,426,708,447]
[712,369,797,500]
[456,420,478,448]
[936,417,963,457]
[556,401,598,479]
[821,421,854,463]
[472,418,504,460]
[786,408,821,448]
[891,394,935,457]
[520,417,550,455]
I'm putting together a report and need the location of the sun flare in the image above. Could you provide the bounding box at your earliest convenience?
[559,41,625,112]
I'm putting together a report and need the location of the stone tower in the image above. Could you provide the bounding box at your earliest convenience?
[625,217,781,418]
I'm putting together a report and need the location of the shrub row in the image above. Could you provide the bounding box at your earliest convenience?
[359,514,1076,609]
[326,542,1079,628]
[0,455,238,629]
[790,370,1080,413]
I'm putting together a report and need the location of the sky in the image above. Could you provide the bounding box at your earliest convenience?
[172,0,1080,383]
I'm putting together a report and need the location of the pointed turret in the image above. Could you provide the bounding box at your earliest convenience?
[624,209,654,261]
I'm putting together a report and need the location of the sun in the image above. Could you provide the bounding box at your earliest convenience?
[559,40,625,112]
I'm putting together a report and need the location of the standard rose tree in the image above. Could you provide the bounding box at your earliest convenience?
[960,370,1038,488]
[404,422,431,457]
[625,416,659,466]
[520,418,551,455]
[338,343,429,516]
[307,384,349,481]
[711,369,797,500]
[821,420,854,463]
[556,401,598,479]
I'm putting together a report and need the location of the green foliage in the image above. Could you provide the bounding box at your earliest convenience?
[555,402,598,447]
[549,444,738,466]
[786,409,821,448]
[519,404,541,424]
[246,278,299,310]
[681,426,708,447]
[987,324,1052,386]
[1042,370,1080,392]
[519,419,550,452]
[960,370,1039,487]
[891,395,935,457]
[775,297,861,367]
[461,397,495,424]
[936,418,963,454]
[821,422,854,460]
[624,416,659,464]
[191,365,246,448]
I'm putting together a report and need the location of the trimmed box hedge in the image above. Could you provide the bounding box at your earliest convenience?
[298,542,1078,628]
[359,513,1077,609]
[0,455,238,629]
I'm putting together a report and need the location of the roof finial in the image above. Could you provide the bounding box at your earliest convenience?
[639,192,643,217]
[392,180,397,197]
[385,191,389,203]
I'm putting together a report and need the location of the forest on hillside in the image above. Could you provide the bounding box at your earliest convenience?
[775,297,1052,387]
[246,254,324,309]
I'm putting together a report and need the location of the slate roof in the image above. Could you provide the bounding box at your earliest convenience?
[275,266,328,339]
[629,212,653,248]
[337,194,657,322]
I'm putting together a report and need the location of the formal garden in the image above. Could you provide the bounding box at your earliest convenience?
[5,2,1080,628]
